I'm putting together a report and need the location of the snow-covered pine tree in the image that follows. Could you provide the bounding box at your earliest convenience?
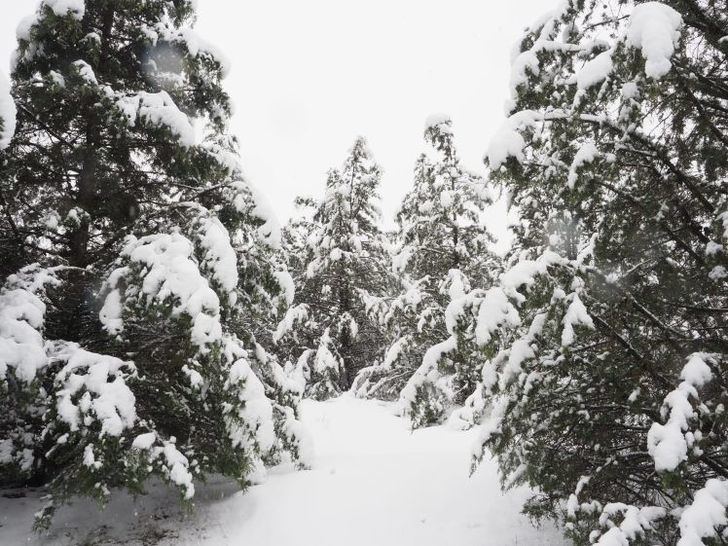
[0,0,308,527]
[279,137,391,399]
[354,116,500,428]
[457,2,728,544]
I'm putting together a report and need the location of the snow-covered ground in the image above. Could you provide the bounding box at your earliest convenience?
[1,396,567,545]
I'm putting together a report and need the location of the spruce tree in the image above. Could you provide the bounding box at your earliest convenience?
[279,137,390,399]
[457,2,728,544]
[0,0,307,527]
[354,116,500,428]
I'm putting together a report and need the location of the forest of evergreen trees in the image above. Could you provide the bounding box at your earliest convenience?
[0,0,726,544]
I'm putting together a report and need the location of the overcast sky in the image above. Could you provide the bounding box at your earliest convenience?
[0,0,555,236]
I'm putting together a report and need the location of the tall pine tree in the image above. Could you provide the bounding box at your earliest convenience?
[0,0,308,527]
[354,116,500,428]
[279,137,390,399]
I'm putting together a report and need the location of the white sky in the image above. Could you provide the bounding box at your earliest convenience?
[0,0,555,235]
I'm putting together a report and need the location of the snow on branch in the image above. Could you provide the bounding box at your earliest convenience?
[575,51,614,91]
[51,342,137,438]
[397,336,457,416]
[474,287,520,346]
[626,2,682,80]
[490,2,682,171]
[273,270,295,306]
[0,288,48,383]
[194,214,240,301]
[561,293,594,347]
[424,113,452,133]
[593,504,666,545]
[227,181,283,249]
[101,232,223,353]
[129,432,196,500]
[647,353,717,472]
[273,304,309,343]
[71,60,98,85]
[225,352,276,455]
[487,110,568,170]
[178,28,232,78]
[499,312,546,389]
[567,143,600,189]
[0,265,64,383]
[677,479,728,546]
[42,0,85,20]
[116,91,196,147]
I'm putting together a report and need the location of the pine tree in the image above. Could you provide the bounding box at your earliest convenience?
[279,137,390,399]
[0,0,308,527]
[457,2,728,544]
[354,116,500,428]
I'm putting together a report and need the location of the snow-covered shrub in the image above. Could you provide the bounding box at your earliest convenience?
[34,342,142,528]
[100,225,278,465]
[95,199,309,498]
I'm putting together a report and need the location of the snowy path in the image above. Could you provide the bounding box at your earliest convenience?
[1,396,567,545]
[204,395,566,545]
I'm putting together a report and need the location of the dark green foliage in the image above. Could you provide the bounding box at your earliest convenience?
[280,137,391,398]
[0,0,307,529]
[465,1,728,543]
[354,117,500,427]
